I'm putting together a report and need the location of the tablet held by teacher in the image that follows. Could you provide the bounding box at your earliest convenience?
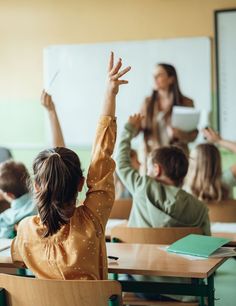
[140,63,198,167]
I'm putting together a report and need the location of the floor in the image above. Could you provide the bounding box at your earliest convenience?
[215,258,236,306]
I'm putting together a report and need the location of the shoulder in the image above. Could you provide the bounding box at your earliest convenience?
[181,96,194,107]
[178,189,208,211]
[17,215,40,232]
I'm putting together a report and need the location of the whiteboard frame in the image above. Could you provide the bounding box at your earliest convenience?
[215,8,236,134]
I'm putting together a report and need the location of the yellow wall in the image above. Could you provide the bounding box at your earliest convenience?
[0,0,236,99]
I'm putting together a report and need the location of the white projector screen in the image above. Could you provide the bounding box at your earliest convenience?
[43,37,211,147]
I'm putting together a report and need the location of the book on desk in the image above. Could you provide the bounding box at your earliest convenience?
[167,234,236,258]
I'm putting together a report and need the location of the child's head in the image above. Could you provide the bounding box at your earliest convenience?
[149,146,189,187]
[33,147,84,237]
[186,143,228,201]
[130,149,141,171]
[0,160,30,201]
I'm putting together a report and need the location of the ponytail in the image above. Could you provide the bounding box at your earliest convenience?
[33,148,83,237]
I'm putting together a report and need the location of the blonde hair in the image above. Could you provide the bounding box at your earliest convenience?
[186,143,229,202]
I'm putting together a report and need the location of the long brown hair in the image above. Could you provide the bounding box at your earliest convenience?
[33,147,83,237]
[144,64,184,139]
[186,143,229,202]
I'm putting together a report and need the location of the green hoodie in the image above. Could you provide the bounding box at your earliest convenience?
[116,122,211,302]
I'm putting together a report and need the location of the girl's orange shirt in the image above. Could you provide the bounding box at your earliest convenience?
[11,116,116,280]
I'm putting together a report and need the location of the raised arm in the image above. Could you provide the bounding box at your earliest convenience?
[203,127,236,153]
[116,114,144,194]
[84,52,131,227]
[41,91,65,147]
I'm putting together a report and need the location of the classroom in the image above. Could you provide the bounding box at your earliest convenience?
[1,0,236,305]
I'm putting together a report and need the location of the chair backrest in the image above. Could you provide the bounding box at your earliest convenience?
[111,226,202,244]
[0,273,122,306]
[208,199,236,222]
[109,199,132,219]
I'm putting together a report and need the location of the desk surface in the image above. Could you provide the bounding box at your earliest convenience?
[0,242,227,278]
[107,243,226,279]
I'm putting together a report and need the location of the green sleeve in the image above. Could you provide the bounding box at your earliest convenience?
[116,123,144,195]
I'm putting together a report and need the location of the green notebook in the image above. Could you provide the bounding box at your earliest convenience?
[167,234,230,258]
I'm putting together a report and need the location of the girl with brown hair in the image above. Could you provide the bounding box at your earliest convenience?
[140,64,198,166]
[11,52,131,280]
[185,127,236,202]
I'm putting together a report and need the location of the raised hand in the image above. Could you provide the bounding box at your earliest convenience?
[128,113,144,134]
[106,52,131,96]
[102,52,131,117]
[41,90,55,112]
[40,90,65,147]
[202,127,221,143]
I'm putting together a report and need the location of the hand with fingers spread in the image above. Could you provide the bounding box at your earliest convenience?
[41,90,55,112]
[106,51,131,96]
[202,127,221,144]
[128,113,144,134]
[102,52,131,117]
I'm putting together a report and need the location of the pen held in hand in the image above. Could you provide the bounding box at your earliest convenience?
[47,69,60,91]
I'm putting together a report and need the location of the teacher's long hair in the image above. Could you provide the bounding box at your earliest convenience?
[144,64,184,139]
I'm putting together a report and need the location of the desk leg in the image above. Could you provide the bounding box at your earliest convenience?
[17,268,26,276]
[192,278,206,306]
[207,275,215,306]
[199,279,206,306]
[109,295,121,306]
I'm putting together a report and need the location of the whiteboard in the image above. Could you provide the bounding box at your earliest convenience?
[216,9,236,141]
[43,37,211,147]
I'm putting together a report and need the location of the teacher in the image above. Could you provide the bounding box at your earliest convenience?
[140,63,198,158]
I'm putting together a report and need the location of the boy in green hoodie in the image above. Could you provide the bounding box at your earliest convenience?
[116,113,210,302]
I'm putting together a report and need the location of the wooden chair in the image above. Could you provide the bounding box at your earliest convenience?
[111,226,202,306]
[208,199,236,222]
[111,226,202,244]
[109,199,132,219]
[0,273,122,306]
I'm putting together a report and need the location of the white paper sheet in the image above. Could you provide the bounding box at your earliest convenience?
[171,106,200,131]
[210,247,236,258]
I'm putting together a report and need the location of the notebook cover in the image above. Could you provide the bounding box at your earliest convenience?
[167,234,230,258]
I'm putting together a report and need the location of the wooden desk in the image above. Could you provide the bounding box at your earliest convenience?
[107,243,227,306]
[0,241,228,306]
[107,243,226,278]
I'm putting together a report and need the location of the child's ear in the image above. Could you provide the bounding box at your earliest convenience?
[153,163,162,177]
[34,182,40,192]
[78,177,85,192]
